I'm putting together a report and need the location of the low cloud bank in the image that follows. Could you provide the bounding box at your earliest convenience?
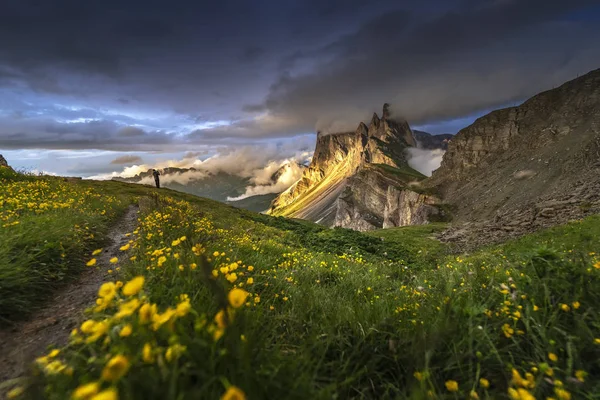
[227,161,305,201]
[406,148,445,177]
[90,142,313,199]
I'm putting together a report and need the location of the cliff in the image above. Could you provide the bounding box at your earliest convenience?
[426,68,600,246]
[268,104,444,230]
[0,154,10,169]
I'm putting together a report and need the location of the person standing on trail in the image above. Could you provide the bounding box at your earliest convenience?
[152,169,161,188]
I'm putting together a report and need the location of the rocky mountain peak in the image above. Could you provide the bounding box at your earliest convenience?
[382,103,391,120]
[370,112,381,128]
[0,154,8,168]
[268,103,430,224]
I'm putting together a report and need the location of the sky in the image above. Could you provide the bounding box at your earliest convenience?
[1,0,599,178]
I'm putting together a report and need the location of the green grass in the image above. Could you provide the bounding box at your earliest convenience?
[1,174,598,399]
[0,171,142,324]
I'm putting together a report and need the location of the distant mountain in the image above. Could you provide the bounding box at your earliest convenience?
[413,131,453,150]
[113,162,304,212]
[268,104,447,230]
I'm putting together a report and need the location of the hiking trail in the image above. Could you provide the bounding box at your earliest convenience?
[0,205,139,384]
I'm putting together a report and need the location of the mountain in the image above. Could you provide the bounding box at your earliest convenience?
[413,130,453,150]
[113,168,251,201]
[113,162,305,213]
[427,68,600,246]
[0,154,11,170]
[268,104,448,230]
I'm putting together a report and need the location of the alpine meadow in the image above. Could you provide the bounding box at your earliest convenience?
[1,165,599,399]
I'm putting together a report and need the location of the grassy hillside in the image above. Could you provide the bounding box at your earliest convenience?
[1,171,599,399]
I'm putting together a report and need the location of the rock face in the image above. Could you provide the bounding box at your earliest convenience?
[426,68,600,247]
[413,131,453,150]
[0,154,8,168]
[269,104,444,231]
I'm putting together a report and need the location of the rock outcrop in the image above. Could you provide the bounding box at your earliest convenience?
[426,68,600,247]
[268,105,444,231]
[0,154,9,168]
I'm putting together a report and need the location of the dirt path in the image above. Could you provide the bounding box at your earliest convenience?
[0,205,139,384]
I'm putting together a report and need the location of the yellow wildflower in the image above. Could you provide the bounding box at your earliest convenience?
[139,303,157,324]
[595,338,600,344]
[247,266,254,272]
[554,388,571,400]
[508,388,535,400]
[114,298,140,319]
[85,320,109,343]
[572,301,580,309]
[213,251,220,257]
[226,273,238,283]
[143,343,153,363]
[413,371,423,381]
[72,382,100,399]
[215,309,230,329]
[109,257,118,264]
[90,388,118,400]
[560,303,570,312]
[575,370,587,382]
[80,320,96,334]
[86,258,97,267]
[122,276,144,296]
[228,288,249,309]
[101,355,130,382]
[221,386,246,400]
[98,282,116,300]
[92,249,103,256]
[119,324,132,337]
[176,300,191,317]
[246,277,254,285]
[548,352,558,362]
[445,380,458,392]
[151,308,176,330]
[479,378,489,389]
[165,344,187,362]
[119,244,130,251]
[470,390,479,399]
[594,261,600,269]
[502,323,514,338]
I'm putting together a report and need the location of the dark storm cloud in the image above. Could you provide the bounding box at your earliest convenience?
[258,0,600,133]
[0,0,599,151]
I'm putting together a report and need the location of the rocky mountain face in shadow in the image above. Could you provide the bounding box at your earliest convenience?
[413,131,453,150]
[268,104,447,230]
[426,68,600,247]
[0,154,8,168]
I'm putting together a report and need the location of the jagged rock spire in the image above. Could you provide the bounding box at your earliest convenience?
[370,112,380,128]
[0,154,9,168]
[382,103,391,120]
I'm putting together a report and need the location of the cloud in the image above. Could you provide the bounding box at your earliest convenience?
[227,161,305,201]
[253,0,600,133]
[406,148,445,176]
[0,0,599,157]
[110,155,143,164]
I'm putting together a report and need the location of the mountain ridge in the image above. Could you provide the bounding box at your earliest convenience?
[426,68,600,246]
